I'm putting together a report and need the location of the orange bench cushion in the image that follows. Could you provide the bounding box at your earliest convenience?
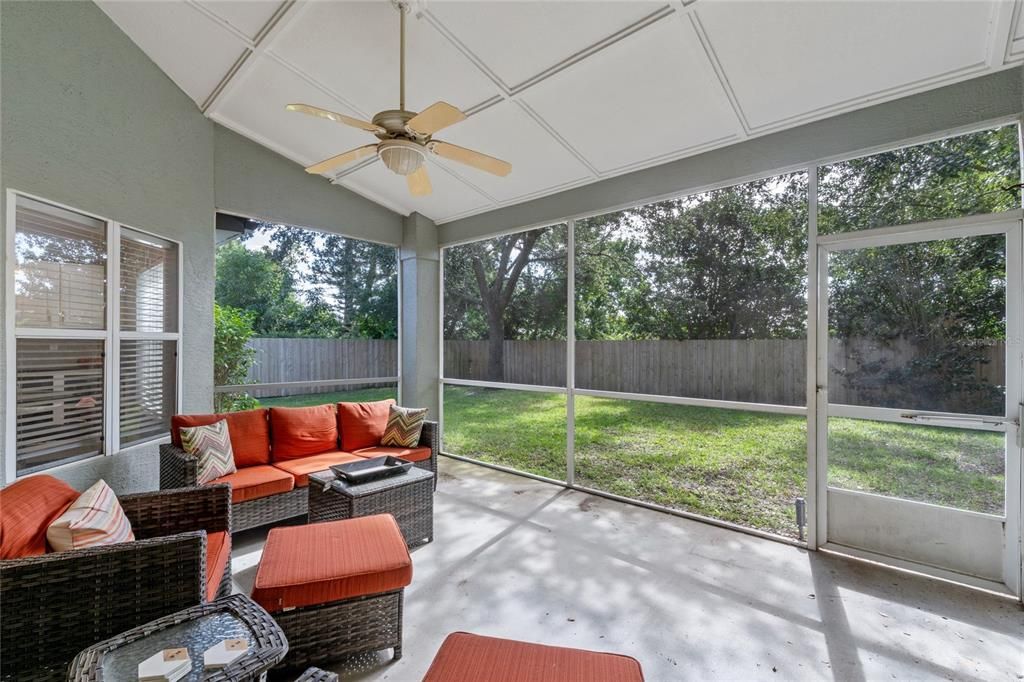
[271,451,364,487]
[270,405,338,460]
[251,515,412,613]
[423,632,645,682]
[210,465,294,503]
[337,399,395,451]
[0,475,80,559]
[171,409,271,467]
[354,446,431,463]
[205,531,231,602]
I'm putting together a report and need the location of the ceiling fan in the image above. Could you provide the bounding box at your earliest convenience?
[286,0,511,197]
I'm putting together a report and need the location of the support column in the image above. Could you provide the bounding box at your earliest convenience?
[399,212,440,418]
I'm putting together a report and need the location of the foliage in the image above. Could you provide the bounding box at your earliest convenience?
[213,303,258,412]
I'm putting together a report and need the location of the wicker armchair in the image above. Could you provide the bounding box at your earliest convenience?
[0,484,232,682]
[160,420,439,533]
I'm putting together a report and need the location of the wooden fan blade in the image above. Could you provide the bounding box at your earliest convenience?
[407,165,432,196]
[287,103,384,134]
[428,141,511,177]
[305,144,378,175]
[406,101,466,136]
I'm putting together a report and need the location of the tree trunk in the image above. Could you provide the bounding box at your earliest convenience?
[486,316,504,381]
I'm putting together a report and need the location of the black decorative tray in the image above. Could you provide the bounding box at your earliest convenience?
[330,456,413,484]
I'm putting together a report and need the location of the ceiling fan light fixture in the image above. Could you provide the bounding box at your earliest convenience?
[378,139,426,176]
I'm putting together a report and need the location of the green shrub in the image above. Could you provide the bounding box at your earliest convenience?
[214,303,258,412]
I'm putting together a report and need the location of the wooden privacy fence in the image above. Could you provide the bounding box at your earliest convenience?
[245,338,398,397]
[244,337,1005,410]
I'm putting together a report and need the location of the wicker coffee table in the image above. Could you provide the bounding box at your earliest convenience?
[308,466,434,547]
[67,595,287,682]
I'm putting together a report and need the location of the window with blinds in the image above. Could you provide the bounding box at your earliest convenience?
[120,340,177,447]
[15,339,105,475]
[120,229,178,332]
[8,193,181,475]
[14,196,107,329]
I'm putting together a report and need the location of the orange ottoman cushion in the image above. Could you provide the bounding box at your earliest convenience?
[354,446,431,463]
[210,465,294,503]
[205,531,231,601]
[271,451,364,487]
[337,399,395,451]
[423,632,645,682]
[0,475,80,559]
[251,515,412,613]
[171,408,271,467]
[270,405,338,460]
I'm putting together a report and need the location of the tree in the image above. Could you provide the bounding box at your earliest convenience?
[215,241,311,336]
[213,303,258,412]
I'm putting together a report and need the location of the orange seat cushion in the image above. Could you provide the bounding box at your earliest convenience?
[271,451,363,487]
[0,475,80,559]
[251,515,412,613]
[354,446,431,464]
[210,465,294,503]
[337,399,395,451]
[171,409,271,467]
[422,632,645,682]
[205,531,231,602]
[270,405,338,460]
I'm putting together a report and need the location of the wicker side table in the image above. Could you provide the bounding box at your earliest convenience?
[308,467,434,547]
[67,595,287,682]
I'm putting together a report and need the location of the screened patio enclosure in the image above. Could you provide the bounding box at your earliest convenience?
[6,0,1024,612]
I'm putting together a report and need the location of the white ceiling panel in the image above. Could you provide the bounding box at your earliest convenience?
[427,0,666,89]
[341,160,493,222]
[696,0,994,130]
[269,1,498,118]
[520,16,741,174]
[434,101,593,202]
[214,54,371,166]
[195,1,284,41]
[97,0,249,105]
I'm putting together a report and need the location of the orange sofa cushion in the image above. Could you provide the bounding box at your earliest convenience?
[0,475,80,559]
[422,632,645,682]
[354,446,431,464]
[337,399,396,451]
[171,409,271,467]
[210,465,294,504]
[205,531,231,602]
[251,515,412,613]
[271,451,363,487]
[270,405,338,460]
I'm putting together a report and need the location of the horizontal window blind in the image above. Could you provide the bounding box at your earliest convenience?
[15,197,107,330]
[15,339,105,474]
[120,340,177,447]
[120,229,178,333]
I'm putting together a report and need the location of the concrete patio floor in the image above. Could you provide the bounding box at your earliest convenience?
[231,457,1023,681]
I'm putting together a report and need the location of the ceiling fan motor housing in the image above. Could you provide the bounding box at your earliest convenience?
[378,138,427,176]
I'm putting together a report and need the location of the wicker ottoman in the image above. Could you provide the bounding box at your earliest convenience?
[251,515,412,671]
[422,632,645,682]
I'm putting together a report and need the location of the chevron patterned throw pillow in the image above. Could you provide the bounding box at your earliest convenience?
[180,419,237,484]
[381,405,428,448]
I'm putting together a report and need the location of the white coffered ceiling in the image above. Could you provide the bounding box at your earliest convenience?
[97,0,1024,225]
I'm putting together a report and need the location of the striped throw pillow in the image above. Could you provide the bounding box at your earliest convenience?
[381,405,428,448]
[180,419,237,485]
[46,480,134,551]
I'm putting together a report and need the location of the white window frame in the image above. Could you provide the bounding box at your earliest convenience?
[4,189,183,479]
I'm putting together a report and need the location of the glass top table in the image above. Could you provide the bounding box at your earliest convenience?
[68,595,287,681]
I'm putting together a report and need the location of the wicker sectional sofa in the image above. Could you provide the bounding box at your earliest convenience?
[160,400,437,532]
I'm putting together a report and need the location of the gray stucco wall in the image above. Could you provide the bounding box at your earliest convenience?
[0,0,215,492]
[214,126,404,246]
[439,68,1024,245]
[0,1,403,492]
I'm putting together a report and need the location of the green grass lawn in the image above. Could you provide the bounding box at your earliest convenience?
[259,385,1005,539]
[441,386,1005,538]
